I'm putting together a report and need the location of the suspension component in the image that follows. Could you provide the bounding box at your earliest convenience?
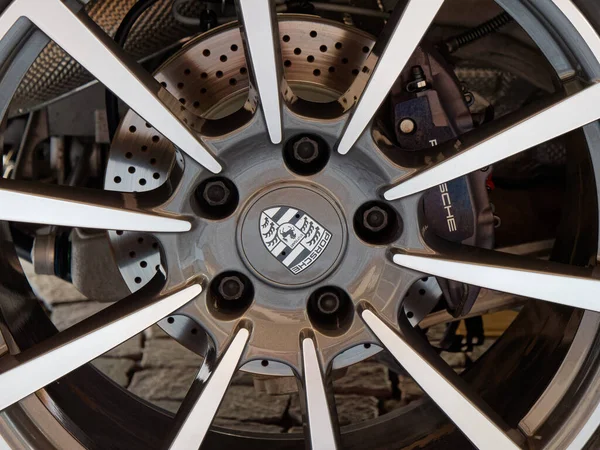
[443,11,514,54]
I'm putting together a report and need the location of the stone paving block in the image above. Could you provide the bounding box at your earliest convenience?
[213,418,285,433]
[335,394,379,426]
[216,386,289,423]
[141,338,203,368]
[128,367,198,400]
[253,375,298,395]
[288,396,303,425]
[440,351,467,368]
[333,362,391,397]
[105,335,143,359]
[232,370,255,386]
[426,323,447,343]
[288,394,379,426]
[398,375,424,402]
[92,357,135,387]
[144,324,170,340]
[20,260,87,305]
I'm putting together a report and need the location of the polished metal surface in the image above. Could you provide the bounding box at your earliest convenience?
[0,0,221,173]
[236,0,283,144]
[392,247,600,312]
[384,0,600,201]
[519,311,600,436]
[415,240,555,329]
[336,0,444,155]
[402,276,441,327]
[97,1,600,445]
[0,281,201,411]
[146,107,422,372]
[384,82,600,200]
[31,231,56,276]
[301,337,339,450]
[10,0,201,114]
[1,0,600,449]
[105,17,375,297]
[168,327,249,450]
[0,178,190,232]
[105,17,414,374]
[361,309,520,450]
[106,16,375,189]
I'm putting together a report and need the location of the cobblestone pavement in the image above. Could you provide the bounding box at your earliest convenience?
[21,260,501,434]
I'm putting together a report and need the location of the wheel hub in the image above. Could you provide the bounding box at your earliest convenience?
[106,17,421,373]
[239,184,346,286]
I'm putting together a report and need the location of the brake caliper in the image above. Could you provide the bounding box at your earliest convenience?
[391,45,495,317]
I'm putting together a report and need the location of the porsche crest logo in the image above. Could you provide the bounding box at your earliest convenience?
[259,206,331,274]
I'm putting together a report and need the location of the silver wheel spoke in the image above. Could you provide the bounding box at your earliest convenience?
[385,0,600,201]
[0,0,221,173]
[417,241,552,328]
[236,0,283,144]
[337,0,444,155]
[0,179,190,232]
[0,281,202,411]
[167,328,250,450]
[392,247,600,311]
[419,289,525,329]
[361,310,520,450]
[300,337,339,450]
[552,0,600,59]
[385,82,600,199]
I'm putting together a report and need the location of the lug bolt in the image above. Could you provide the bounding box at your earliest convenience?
[218,276,245,301]
[316,291,341,315]
[203,180,230,206]
[399,118,416,135]
[293,137,320,163]
[363,206,388,232]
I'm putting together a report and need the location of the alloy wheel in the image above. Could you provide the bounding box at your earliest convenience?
[0,0,600,449]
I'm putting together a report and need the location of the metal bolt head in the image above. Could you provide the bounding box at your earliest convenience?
[363,206,388,232]
[218,276,245,301]
[203,180,230,206]
[316,291,340,315]
[399,118,416,135]
[293,137,319,163]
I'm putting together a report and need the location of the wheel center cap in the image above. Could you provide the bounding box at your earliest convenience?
[238,185,346,287]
